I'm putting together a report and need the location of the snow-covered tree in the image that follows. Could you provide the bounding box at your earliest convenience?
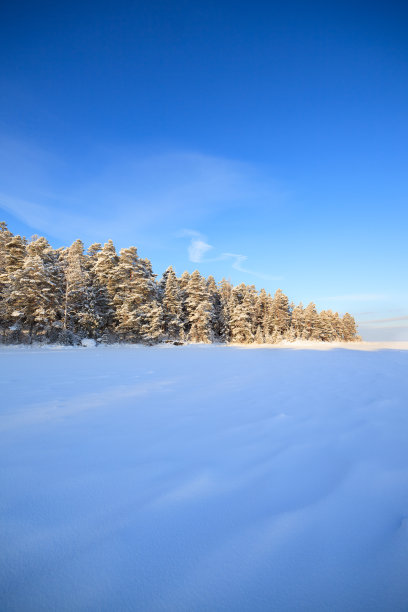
[161,266,183,340]
[330,311,343,339]
[254,288,269,337]
[229,284,254,344]
[0,220,361,346]
[93,239,118,297]
[185,270,212,343]
[218,278,233,342]
[178,270,191,338]
[268,289,290,339]
[4,233,26,276]
[206,275,222,339]
[114,247,161,342]
[6,237,63,342]
[61,239,102,337]
[342,313,359,341]
[254,324,265,344]
[0,223,14,284]
[90,240,118,333]
[291,302,305,339]
[318,310,337,342]
[86,243,114,338]
[0,224,15,337]
[303,302,320,340]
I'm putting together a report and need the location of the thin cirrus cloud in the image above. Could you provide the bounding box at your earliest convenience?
[0,193,95,241]
[180,229,282,281]
[322,293,388,302]
[359,315,408,325]
[0,137,284,247]
[358,325,408,341]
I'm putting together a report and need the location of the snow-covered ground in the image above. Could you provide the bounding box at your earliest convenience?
[1,344,408,611]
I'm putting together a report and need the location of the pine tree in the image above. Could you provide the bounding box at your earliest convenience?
[143,299,163,343]
[268,289,290,339]
[262,293,276,342]
[218,278,233,342]
[229,284,254,344]
[0,221,362,346]
[206,275,222,339]
[178,270,191,339]
[303,302,319,340]
[94,239,118,297]
[284,326,296,342]
[185,270,212,343]
[61,239,101,337]
[161,266,183,340]
[254,288,269,338]
[91,240,118,334]
[6,237,64,342]
[342,313,359,341]
[0,223,15,334]
[114,248,161,342]
[87,243,102,259]
[0,222,14,286]
[255,325,265,344]
[158,265,172,301]
[86,243,114,339]
[291,302,305,339]
[4,234,26,276]
[318,310,336,342]
[330,311,343,340]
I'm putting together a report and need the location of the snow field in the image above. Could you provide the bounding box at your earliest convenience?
[1,344,408,611]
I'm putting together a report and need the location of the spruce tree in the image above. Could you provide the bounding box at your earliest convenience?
[114,248,161,342]
[61,239,101,337]
[91,240,118,334]
[218,278,233,342]
[330,311,343,340]
[254,325,265,344]
[161,266,183,340]
[94,239,118,297]
[291,302,305,339]
[178,270,191,338]
[86,243,114,339]
[229,284,254,344]
[303,302,319,340]
[185,270,212,343]
[0,223,15,335]
[0,222,14,286]
[206,275,222,339]
[0,220,361,346]
[4,234,26,276]
[254,288,269,339]
[6,237,64,342]
[318,310,336,342]
[269,289,290,339]
[342,313,359,341]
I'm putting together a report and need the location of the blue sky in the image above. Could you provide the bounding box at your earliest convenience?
[1,0,407,339]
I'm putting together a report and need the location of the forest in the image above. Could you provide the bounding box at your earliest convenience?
[0,221,359,345]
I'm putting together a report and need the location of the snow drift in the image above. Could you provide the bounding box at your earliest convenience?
[1,344,408,611]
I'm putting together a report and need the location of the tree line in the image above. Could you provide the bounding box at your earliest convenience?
[0,222,360,345]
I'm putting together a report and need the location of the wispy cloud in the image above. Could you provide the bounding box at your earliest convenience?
[0,138,285,248]
[188,239,213,262]
[181,229,282,281]
[322,293,388,302]
[359,315,408,325]
[0,193,94,242]
[178,230,214,263]
[359,325,408,342]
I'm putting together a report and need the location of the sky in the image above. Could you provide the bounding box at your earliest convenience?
[0,0,407,340]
